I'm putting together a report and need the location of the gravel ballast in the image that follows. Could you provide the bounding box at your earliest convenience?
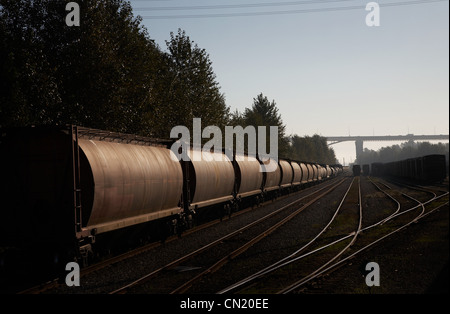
[46,175,448,295]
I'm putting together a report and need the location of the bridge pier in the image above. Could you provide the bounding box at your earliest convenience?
[355,139,363,162]
[326,134,449,165]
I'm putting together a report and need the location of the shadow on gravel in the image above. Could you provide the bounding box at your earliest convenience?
[426,261,449,294]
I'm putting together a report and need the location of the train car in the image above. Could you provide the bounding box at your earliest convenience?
[402,160,408,178]
[0,126,184,265]
[316,164,322,181]
[334,165,343,177]
[384,161,398,178]
[184,149,235,210]
[326,165,332,179]
[305,163,314,183]
[417,154,447,183]
[330,164,343,177]
[319,164,326,181]
[0,125,343,277]
[362,164,370,176]
[279,159,294,189]
[311,164,319,181]
[371,162,384,177]
[352,164,361,176]
[232,154,264,209]
[406,158,417,180]
[78,136,184,235]
[261,158,281,194]
[233,154,264,199]
[299,162,310,184]
[330,165,338,177]
[373,155,446,183]
[290,161,302,187]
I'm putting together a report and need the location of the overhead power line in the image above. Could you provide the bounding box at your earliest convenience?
[131,0,448,19]
[133,0,359,11]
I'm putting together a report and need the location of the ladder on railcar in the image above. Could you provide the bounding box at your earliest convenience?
[71,125,82,234]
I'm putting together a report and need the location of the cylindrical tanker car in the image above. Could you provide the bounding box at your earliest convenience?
[0,126,186,266]
[0,126,342,268]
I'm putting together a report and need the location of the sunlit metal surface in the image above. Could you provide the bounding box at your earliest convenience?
[188,150,235,208]
[311,164,319,181]
[279,160,293,187]
[235,155,263,198]
[299,162,309,184]
[326,165,332,178]
[317,165,324,180]
[320,165,326,179]
[291,161,301,185]
[79,139,183,234]
[262,159,281,192]
[306,163,314,182]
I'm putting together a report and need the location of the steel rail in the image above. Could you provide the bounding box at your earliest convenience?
[218,177,360,294]
[278,183,447,294]
[169,178,347,294]
[278,177,363,294]
[368,177,401,225]
[218,177,356,294]
[109,177,346,294]
[19,177,343,294]
[219,178,447,294]
[278,200,448,294]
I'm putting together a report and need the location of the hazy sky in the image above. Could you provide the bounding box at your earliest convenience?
[128,0,449,164]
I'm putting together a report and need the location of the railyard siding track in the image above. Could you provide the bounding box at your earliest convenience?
[41,176,345,294]
[38,175,448,294]
[112,178,347,294]
[312,201,449,294]
[217,176,362,294]
[286,177,449,294]
[191,177,357,294]
[216,176,448,294]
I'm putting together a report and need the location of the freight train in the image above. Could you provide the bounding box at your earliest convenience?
[370,154,447,183]
[352,164,361,176]
[0,126,342,270]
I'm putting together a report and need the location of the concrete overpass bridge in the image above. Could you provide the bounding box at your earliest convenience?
[326,134,449,161]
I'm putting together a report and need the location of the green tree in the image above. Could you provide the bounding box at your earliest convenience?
[149,29,229,139]
[290,135,314,161]
[229,108,245,127]
[358,141,449,164]
[0,0,62,127]
[0,0,162,134]
[242,93,290,157]
[291,134,337,164]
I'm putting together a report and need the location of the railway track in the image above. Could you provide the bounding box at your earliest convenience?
[109,177,348,294]
[283,177,449,293]
[218,176,362,294]
[17,174,448,294]
[17,176,344,294]
[299,178,449,294]
[217,176,448,294]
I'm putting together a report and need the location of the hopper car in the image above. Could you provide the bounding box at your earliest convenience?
[0,126,342,270]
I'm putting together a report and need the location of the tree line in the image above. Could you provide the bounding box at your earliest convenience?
[0,0,337,163]
[357,141,449,165]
